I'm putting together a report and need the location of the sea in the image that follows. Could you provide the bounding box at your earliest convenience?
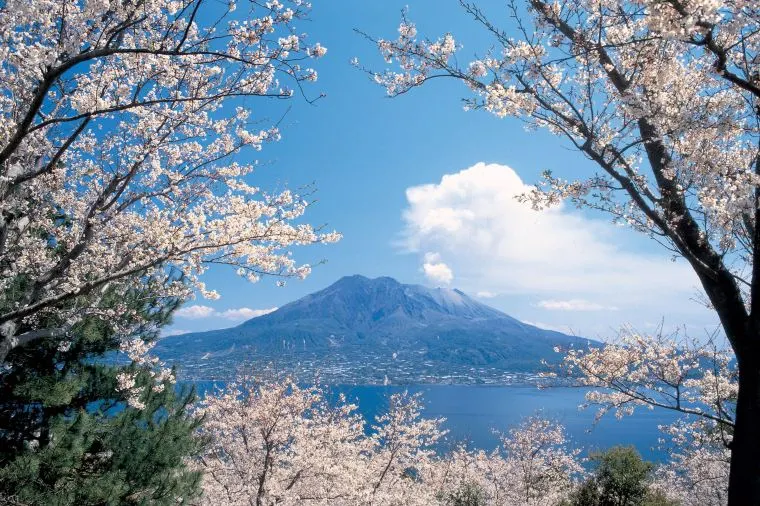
[193,382,681,461]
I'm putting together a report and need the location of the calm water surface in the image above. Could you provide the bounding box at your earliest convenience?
[194,382,680,461]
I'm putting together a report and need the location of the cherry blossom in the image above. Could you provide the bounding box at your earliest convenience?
[196,375,585,506]
[431,417,583,505]
[654,419,730,506]
[196,378,446,505]
[550,329,734,503]
[0,0,340,366]
[363,1,760,501]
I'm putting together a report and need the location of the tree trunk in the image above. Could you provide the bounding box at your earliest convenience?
[728,352,760,506]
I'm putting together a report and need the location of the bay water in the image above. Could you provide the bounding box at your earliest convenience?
[194,382,680,461]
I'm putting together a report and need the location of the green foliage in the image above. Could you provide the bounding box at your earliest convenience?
[563,446,679,506]
[641,490,679,506]
[566,479,601,506]
[0,380,203,505]
[592,446,652,505]
[441,482,487,506]
[0,277,203,505]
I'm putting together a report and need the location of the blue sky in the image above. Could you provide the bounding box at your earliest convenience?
[166,1,719,341]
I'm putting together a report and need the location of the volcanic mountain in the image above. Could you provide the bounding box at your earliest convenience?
[157,275,594,383]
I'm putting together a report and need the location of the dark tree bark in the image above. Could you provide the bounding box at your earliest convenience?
[728,349,760,505]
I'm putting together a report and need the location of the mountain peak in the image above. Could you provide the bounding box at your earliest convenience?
[157,274,594,383]
[332,274,400,286]
[255,275,515,328]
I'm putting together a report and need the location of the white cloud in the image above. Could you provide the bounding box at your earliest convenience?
[476,291,498,299]
[537,299,618,311]
[175,305,216,319]
[218,307,278,320]
[422,252,454,284]
[175,305,277,321]
[520,320,576,335]
[401,162,709,334]
[162,328,190,337]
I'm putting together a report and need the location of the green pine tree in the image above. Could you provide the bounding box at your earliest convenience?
[0,277,204,505]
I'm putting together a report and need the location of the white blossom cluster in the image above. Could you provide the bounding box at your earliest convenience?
[0,0,339,364]
[195,376,586,506]
[116,337,175,409]
[654,418,730,506]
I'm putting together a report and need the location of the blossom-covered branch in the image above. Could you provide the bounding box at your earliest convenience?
[548,330,734,504]
[555,331,736,431]
[0,0,340,363]
[362,1,760,501]
[360,0,757,334]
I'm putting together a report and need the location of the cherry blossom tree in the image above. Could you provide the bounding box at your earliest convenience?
[362,1,760,502]
[364,391,446,506]
[196,375,586,506]
[433,418,583,506]
[555,330,734,503]
[197,378,369,505]
[0,0,339,367]
[196,378,446,505]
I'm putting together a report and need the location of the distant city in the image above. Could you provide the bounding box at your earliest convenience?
[173,347,550,385]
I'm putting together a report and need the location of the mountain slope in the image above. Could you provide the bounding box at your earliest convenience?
[157,275,594,383]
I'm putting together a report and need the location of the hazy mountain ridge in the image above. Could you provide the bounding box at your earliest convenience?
[157,275,595,383]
